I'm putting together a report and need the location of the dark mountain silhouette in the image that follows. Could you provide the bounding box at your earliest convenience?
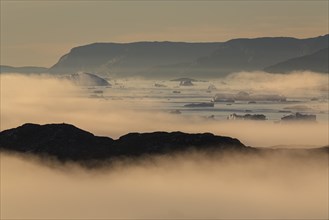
[0,65,49,74]
[0,123,247,161]
[0,123,114,160]
[264,48,329,73]
[49,35,328,77]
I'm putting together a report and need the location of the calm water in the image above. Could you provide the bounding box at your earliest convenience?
[84,79,329,122]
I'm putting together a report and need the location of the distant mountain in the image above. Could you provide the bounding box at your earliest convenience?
[2,35,328,77]
[0,65,49,74]
[49,35,328,77]
[264,48,329,73]
[0,123,246,161]
[49,42,222,76]
[190,35,328,76]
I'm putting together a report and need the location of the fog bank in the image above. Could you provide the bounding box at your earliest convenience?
[1,151,328,219]
[1,72,328,219]
[1,73,328,147]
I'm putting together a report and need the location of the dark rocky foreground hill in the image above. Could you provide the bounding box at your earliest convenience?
[0,123,248,161]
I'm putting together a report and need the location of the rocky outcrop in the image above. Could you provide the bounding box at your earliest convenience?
[0,123,114,160]
[0,123,247,161]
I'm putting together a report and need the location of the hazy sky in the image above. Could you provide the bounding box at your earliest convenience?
[1,1,328,67]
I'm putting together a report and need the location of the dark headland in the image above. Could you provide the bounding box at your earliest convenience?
[0,123,327,164]
[0,123,247,161]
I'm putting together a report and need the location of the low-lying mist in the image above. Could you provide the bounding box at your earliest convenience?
[1,73,328,147]
[1,72,328,219]
[1,150,328,219]
[224,71,329,98]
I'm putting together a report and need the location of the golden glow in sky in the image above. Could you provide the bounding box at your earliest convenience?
[0,1,328,67]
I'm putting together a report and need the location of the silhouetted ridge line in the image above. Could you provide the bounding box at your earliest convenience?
[1,35,327,76]
[48,34,328,76]
[264,47,329,73]
[0,123,247,161]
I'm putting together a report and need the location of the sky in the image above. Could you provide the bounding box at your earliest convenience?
[0,0,328,67]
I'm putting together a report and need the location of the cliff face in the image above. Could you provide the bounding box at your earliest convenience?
[49,42,222,76]
[0,123,247,161]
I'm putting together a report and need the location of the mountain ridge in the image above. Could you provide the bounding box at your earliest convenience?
[49,34,328,77]
[190,34,328,75]
[1,35,328,76]
[264,47,329,73]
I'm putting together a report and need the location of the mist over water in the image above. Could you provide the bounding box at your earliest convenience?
[1,72,328,219]
[1,72,328,147]
[225,71,329,97]
[1,150,328,219]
